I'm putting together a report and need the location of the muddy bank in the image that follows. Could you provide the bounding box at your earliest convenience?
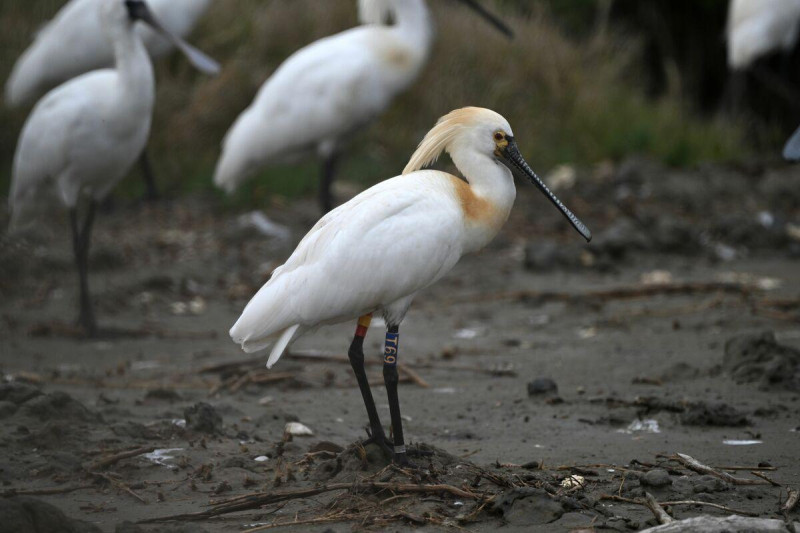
[0,159,799,531]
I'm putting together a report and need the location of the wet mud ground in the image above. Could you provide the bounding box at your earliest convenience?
[0,159,799,531]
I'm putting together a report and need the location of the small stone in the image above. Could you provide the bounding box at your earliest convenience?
[527,378,558,396]
[640,469,672,488]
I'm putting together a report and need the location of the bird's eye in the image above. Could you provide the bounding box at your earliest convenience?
[494,132,505,141]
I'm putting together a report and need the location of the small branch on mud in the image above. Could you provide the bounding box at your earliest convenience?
[87,445,156,471]
[435,280,759,309]
[749,471,781,487]
[782,488,799,514]
[91,472,147,504]
[644,492,674,524]
[601,493,673,524]
[668,453,772,486]
[714,464,777,471]
[140,481,481,523]
[398,365,429,388]
[0,484,95,497]
[660,500,759,517]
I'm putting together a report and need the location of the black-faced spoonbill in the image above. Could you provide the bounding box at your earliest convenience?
[213,0,513,213]
[6,0,214,200]
[8,0,219,337]
[229,107,591,465]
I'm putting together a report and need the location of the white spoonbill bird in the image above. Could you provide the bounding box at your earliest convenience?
[726,0,800,70]
[5,0,213,106]
[6,0,214,200]
[213,0,513,213]
[8,0,219,336]
[229,107,591,465]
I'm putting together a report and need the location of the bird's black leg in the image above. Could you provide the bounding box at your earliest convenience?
[348,314,393,457]
[383,324,412,466]
[70,200,97,337]
[139,149,159,202]
[319,152,338,213]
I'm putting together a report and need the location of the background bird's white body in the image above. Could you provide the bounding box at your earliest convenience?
[230,108,518,367]
[213,0,433,192]
[10,0,155,226]
[727,0,800,69]
[5,0,211,107]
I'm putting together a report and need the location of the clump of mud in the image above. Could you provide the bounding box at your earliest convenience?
[724,331,800,391]
[0,496,101,533]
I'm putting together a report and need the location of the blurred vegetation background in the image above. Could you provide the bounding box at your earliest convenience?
[1,0,794,207]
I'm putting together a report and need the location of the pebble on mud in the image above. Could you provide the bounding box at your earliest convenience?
[184,402,223,434]
[723,331,800,391]
[640,469,672,488]
[527,378,558,397]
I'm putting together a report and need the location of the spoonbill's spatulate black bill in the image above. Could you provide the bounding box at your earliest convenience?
[500,140,592,242]
[457,0,515,39]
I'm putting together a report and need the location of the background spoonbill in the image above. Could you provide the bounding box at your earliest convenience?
[5,0,214,200]
[213,0,513,213]
[8,0,219,336]
[229,107,591,465]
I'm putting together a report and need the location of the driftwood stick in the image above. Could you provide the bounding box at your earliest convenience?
[644,492,674,524]
[398,365,430,388]
[782,488,799,514]
[749,471,780,487]
[660,500,759,517]
[87,446,156,471]
[672,453,770,486]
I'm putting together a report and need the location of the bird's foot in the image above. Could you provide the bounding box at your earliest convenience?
[392,451,421,470]
[362,428,394,459]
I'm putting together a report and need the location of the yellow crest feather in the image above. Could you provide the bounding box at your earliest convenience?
[402,107,503,175]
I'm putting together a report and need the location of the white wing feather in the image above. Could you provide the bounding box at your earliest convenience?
[229,171,466,363]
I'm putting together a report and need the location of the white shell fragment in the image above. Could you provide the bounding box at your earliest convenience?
[722,439,762,446]
[561,475,585,489]
[618,419,661,434]
[254,455,270,462]
[284,422,314,437]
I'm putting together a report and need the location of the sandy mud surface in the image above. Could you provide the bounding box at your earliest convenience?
[0,159,799,531]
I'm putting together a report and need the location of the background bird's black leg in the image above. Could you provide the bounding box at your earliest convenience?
[348,314,392,457]
[383,324,412,466]
[70,200,97,337]
[139,149,159,202]
[319,152,338,213]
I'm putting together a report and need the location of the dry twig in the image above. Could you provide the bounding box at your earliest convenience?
[87,446,155,471]
[671,453,771,486]
[782,488,799,514]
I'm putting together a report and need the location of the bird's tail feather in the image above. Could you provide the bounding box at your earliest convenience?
[266,324,300,368]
